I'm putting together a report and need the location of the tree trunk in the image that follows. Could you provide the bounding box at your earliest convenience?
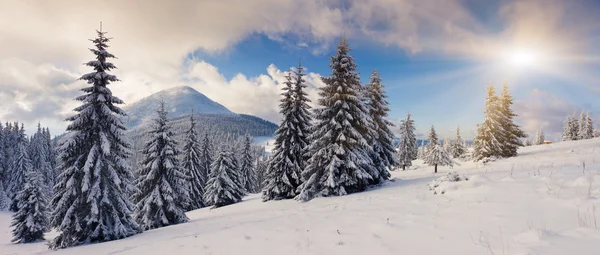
[434,164,438,173]
[402,165,406,171]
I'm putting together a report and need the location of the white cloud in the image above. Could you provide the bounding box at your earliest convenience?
[184,61,323,123]
[514,89,579,141]
[0,58,83,134]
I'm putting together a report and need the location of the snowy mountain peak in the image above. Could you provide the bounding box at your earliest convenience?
[123,86,235,128]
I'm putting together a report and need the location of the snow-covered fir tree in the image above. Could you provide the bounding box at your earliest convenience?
[133,101,189,230]
[200,132,213,179]
[594,129,600,138]
[581,112,594,140]
[2,123,16,196]
[397,113,418,170]
[290,62,313,172]
[0,172,9,210]
[400,113,418,157]
[577,112,586,140]
[204,147,245,208]
[262,64,312,201]
[524,138,532,146]
[49,29,141,249]
[0,122,4,200]
[10,169,49,243]
[263,70,301,200]
[9,125,31,212]
[239,134,257,193]
[29,124,54,193]
[296,39,378,201]
[0,123,6,209]
[473,85,503,161]
[443,137,451,153]
[561,116,573,141]
[364,70,397,174]
[181,113,205,211]
[255,155,268,191]
[425,126,439,153]
[498,84,525,157]
[569,113,580,141]
[417,140,426,160]
[534,128,545,145]
[451,127,466,158]
[424,144,454,173]
[587,114,595,138]
[43,128,58,182]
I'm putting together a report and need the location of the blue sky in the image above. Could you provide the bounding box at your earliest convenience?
[191,35,486,138]
[190,28,600,139]
[0,0,599,139]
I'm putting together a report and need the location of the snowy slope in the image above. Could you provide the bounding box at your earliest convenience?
[2,139,600,254]
[123,86,235,128]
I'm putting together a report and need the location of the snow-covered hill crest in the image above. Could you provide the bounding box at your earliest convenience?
[3,138,600,255]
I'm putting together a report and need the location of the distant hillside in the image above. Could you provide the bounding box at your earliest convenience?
[123,85,278,137]
[167,113,278,138]
[123,86,235,128]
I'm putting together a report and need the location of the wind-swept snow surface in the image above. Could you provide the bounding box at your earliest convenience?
[2,138,600,254]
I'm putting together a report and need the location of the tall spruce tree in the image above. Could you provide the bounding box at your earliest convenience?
[204,147,245,208]
[2,123,15,201]
[397,113,417,170]
[534,128,545,145]
[181,113,205,211]
[290,62,313,173]
[0,181,8,210]
[262,63,312,201]
[29,124,53,193]
[43,128,58,182]
[426,126,439,152]
[0,122,4,197]
[255,155,268,191]
[578,112,586,140]
[49,29,141,249]
[296,39,376,201]
[262,70,300,201]
[473,85,503,161]
[200,132,213,179]
[364,70,396,174]
[133,101,189,230]
[587,113,594,138]
[561,116,573,141]
[239,134,257,193]
[582,112,594,140]
[451,127,466,158]
[10,169,49,243]
[498,84,525,157]
[569,113,580,141]
[9,125,31,212]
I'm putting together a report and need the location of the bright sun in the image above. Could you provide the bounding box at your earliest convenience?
[507,49,538,67]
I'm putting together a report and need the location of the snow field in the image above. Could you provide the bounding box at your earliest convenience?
[2,138,600,254]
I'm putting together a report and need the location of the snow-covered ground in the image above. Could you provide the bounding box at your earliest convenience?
[2,138,600,255]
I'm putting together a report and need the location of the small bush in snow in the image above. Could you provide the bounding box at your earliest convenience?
[428,172,469,194]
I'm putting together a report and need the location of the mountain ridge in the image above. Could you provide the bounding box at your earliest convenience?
[123,86,278,138]
[123,86,236,128]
